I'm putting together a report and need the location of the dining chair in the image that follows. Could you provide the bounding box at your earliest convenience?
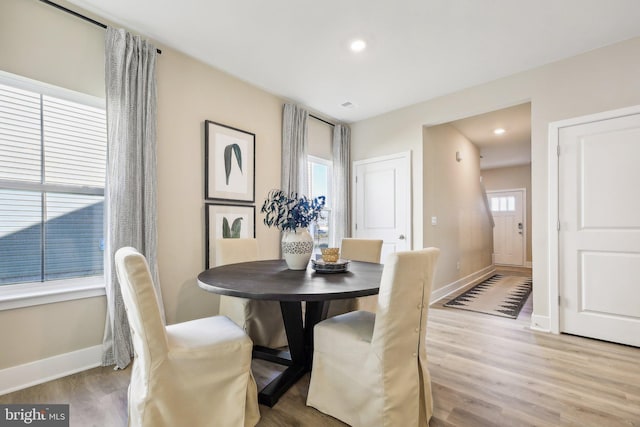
[306,247,440,427]
[217,238,288,348]
[115,247,260,427]
[326,238,383,317]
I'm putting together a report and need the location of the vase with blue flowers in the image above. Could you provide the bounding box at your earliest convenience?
[261,189,326,270]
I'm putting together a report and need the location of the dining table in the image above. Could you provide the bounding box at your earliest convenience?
[197,259,384,407]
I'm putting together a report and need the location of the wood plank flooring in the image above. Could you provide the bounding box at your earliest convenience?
[2,267,639,426]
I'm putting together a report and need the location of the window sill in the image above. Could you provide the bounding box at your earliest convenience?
[0,276,106,311]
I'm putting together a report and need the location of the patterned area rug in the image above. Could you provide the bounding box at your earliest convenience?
[443,274,533,319]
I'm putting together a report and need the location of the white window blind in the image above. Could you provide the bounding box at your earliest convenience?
[0,85,41,182]
[0,79,107,286]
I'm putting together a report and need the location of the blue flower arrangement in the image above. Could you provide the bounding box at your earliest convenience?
[261,189,326,232]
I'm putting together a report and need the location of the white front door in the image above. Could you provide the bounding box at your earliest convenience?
[353,152,411,262]
[488,190,525,266]
[558,112,640,347]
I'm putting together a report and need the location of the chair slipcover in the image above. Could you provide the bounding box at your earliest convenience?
[341,238,383,264]
[307,248,440,427]
[326,238,383,317]
[115,247,260,427]
[217,239,288,348]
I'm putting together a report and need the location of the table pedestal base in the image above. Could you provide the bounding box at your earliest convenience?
[252,300,326,407]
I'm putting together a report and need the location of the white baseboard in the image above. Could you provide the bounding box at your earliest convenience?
[0,345,103,396]
[530,314,551,332]
[430,265,496,304]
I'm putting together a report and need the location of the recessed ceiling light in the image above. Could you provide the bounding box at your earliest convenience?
[493,128,506,135]
[350,39,366,52]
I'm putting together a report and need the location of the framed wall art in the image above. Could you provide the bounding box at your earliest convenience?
[204,120,255,203]
[205,203,256,268]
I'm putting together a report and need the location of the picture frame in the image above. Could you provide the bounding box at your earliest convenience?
[205,203,256,268]
[205,120,255,203]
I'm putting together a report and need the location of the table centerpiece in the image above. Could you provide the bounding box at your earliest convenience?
[261,189,326,270]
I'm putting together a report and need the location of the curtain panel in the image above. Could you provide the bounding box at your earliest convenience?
[281,104,309,196]
[102,27,164,369]
[331,124,351,244]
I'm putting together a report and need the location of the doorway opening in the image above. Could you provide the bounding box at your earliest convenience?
[449,102,532,269]
[429,102,533,321]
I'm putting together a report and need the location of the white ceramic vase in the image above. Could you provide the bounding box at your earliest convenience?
[281,229,314,270]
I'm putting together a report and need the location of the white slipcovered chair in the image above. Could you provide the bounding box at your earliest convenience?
[307,248,440,427]
[341,238,384,264]
[217,238,287,348]
[114,247,260,427]
[326,238,383,317]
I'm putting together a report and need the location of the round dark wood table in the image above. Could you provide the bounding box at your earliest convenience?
[197,259,384,407]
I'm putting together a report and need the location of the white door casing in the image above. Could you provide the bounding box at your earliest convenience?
[488,189,526,266]
[548,106,640,347]
[353,152,411,262]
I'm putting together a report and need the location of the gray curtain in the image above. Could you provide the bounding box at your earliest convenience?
[102,27,163,369]
[331,124,351,245]
[282,104,309,195]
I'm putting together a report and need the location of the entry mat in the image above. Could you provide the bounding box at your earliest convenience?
[443,274,532,319]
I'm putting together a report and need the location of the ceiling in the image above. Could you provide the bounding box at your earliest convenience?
[450,103,531,170]
[64,0,640,123]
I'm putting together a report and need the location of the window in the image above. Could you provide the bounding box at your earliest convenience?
[0,72,106,304]
[307,156,333,249]
[308,156,332,205]
[490,196,516,212]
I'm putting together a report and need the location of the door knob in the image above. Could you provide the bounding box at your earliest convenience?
[399,234,405,240]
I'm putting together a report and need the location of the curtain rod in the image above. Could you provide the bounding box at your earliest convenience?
[38,0,162,54]
[309,114,335,127]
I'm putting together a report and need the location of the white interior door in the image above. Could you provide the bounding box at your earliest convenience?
[488,190,525,266]
[558,112,640,347]
[353,152,411,262]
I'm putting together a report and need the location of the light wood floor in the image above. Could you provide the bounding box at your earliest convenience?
[2,267,639,426]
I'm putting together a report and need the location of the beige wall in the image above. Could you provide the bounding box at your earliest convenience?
[155,46,283,324]
[482,164,532,264]
[352,36,640,323]
[423,124,493,291]
[0,0,283,369]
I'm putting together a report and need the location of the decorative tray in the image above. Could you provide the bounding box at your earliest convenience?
[311,259,350,274]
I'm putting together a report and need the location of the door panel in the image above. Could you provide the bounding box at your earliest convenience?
[363,168,396,229]
[354,153,410,262]
[559,112,640,347]
[581,128,640,228]
[581,251,640,318]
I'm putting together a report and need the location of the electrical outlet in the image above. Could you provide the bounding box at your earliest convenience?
[431,216,437,226]
[456,261,460,270]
